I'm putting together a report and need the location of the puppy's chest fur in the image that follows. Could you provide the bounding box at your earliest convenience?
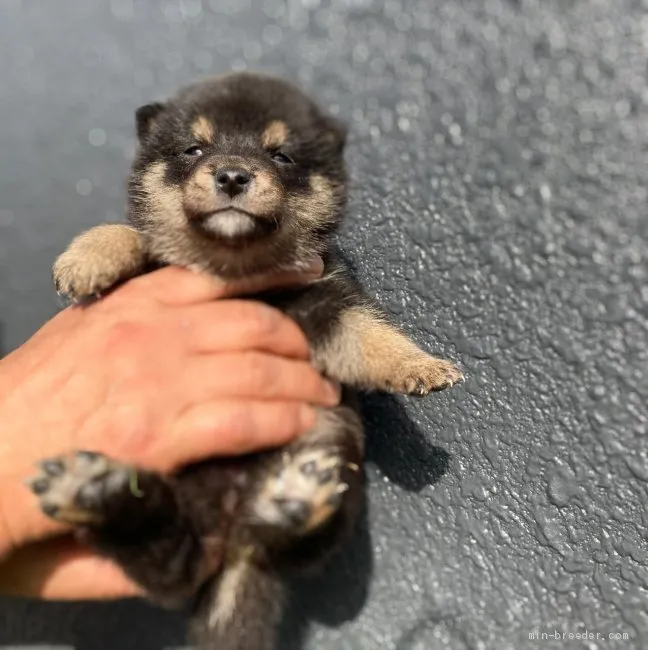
[252,254,364,362]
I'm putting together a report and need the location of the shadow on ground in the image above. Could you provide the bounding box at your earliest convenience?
[278,392,450,650]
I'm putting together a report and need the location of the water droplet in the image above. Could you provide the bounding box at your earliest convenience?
[262,24,283,46]
[110,0,134,21]
[243,42,262,62]
[76,179,93,196]
[496,77,510,94]
[395,13,411,31]
[262,0,285,19]
[547,471,577,508]
[626,458,648,482]
[398,117,411,132]
[516,85,532,101]
[88,128,107,147]
[181,0,203,19]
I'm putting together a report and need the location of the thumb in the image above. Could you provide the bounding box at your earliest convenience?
[127,257,325,306]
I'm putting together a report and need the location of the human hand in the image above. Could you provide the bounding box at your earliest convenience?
[0,261,337,599]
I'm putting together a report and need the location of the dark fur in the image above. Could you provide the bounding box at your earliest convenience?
[32,73,462,650]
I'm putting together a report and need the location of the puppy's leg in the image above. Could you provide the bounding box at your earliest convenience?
[27,451,211,605]
[247,404,363,557]
[316,305,463,396]
[53,224,147,302]
[189,409,364,650]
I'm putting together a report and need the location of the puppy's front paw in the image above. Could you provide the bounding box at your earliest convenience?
[389,355,463,396]
[53,252,119,302]
[52,225,145,302]
[26,451,137,525]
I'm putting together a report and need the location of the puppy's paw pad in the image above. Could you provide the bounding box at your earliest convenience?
[399,357,463,396]
[26,451,131,525]
[253,450,346,533]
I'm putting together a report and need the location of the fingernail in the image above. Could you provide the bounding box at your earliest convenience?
[324,380,341,404]
[299,405,318,431]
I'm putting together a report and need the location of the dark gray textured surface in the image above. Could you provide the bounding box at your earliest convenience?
[1,0,647,648]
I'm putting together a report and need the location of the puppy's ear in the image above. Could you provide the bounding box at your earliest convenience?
[135,102,166,141]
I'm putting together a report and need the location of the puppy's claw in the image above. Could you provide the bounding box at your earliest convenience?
[393,356,464,396]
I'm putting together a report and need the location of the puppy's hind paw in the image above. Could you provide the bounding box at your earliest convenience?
[251,449,348,535]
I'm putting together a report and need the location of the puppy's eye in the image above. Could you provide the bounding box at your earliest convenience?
[271,151,294,165]
[183,145,204,157]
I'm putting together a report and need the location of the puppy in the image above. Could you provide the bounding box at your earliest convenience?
[28,72,462,650]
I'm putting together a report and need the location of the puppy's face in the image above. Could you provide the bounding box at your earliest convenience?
[128,73,347,278]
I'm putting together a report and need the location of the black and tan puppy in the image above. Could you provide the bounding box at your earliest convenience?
[27,72,462,650]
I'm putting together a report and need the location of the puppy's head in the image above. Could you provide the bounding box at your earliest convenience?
[128,72,348,278]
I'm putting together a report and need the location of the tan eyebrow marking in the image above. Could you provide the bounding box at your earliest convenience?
[261,120,289,149]
[191,116,215,142]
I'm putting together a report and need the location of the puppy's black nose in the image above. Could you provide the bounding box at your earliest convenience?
[215,167,251,198]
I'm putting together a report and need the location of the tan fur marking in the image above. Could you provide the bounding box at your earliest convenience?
[184,165,217,214]
[52,224,146,300]
[141,161,185,224]
[139,162,202,268]
[288,173,335,225]
[261,120,289,149]
[314,306,463,394]
[191,116,215,143]
[208,558,249,628]
[182,162,283,216]
[253,169,282,212]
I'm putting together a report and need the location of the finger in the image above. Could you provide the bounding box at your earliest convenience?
[0,536,141,600]
[127,258,324,306]
[181,300,310,360]
[160,399,318,468]
[0,474,71,555]
[180,352,340,406]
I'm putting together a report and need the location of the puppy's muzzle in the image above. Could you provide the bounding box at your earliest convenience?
[185,158,282,242]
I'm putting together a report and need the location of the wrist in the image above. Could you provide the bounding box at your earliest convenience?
[0,384,25,559]
[0,357,19,559]
[0,351,63,555]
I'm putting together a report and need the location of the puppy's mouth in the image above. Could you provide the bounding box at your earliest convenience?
[189,208,280,244]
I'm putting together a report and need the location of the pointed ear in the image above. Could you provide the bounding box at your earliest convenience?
[135,102,166,141]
